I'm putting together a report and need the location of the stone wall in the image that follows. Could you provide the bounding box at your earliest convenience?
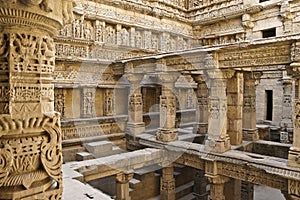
[256,71,284,126]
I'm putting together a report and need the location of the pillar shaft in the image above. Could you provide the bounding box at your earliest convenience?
[205,69,233,153]
[156,74,178,142]
[116,173,133,200]
[208,177,227,200]
[227,71,243,145]
[126,73,145,135]
[243,72,260,141]
[160,165,176,200]
[194,78,209,134]
[288,78,300,167]
[0,0,72,199]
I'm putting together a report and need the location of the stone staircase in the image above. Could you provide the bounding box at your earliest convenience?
[176,181,195,200]
[129,164,161,200]
[76,140,125,161]
[128,164,197,200]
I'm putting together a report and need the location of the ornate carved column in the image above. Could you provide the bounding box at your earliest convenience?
[205,157,229,200]
[204,68,233,153]
[0,0,73,199]
[160,164,176,200]
[116,172,134,200]
[194,170,209,200]
[156,73,178,142]
[207,176,227,200]
[288,70,300,167]
[227,71,244,145]
[243,72,262,141]
[193,75,209,134]
[126,73,145,135]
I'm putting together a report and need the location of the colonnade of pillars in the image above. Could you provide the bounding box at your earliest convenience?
[124,58,300,199]
[125,68,264,150]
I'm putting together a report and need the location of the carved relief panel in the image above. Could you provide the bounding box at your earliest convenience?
[54,88,66,118]
[81,88,96,118]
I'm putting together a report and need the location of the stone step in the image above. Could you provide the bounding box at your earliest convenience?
[85,141,113,154]
[76,152,94,161]
[175,181,194,199]
[129,178,141,189]
[177,193,196,200]
[93,146,126,158]
[134,164,161,180]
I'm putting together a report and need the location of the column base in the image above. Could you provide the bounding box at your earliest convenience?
[126,122,145,135]
[243,128,259,141]
[288,148,300,168]
[156,129,178,142]
[0,178,60,200]
[204,136,231,153]
[194,123,208,134]
[160,179,176,200]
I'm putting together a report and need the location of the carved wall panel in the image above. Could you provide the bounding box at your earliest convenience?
[105,89,114,116]
[79,88,95,118]
[219,45,291,68]
[54,88,66,118]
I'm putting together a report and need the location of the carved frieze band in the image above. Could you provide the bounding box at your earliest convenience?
[219,45,291,68]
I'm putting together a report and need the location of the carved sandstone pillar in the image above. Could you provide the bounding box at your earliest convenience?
[156,73,178,142]
[0,0,74,199]
[227,71,244,145]
[193,75,209,135]
[116,172,134,200]
[205,155,228,200]
[207,176,227,200]
[288,42,300,168]
[204,69,233,153]
[160,164,176,200]
[126,73,145,135]
[243,72,262,141]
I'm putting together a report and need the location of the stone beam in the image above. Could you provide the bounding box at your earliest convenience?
[69,148,166,182]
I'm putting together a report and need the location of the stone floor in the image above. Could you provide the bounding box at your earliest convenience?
[254,185,285,200]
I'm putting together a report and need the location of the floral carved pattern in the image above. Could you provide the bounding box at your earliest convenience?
[0,113,62,190]
[0,145,13,187]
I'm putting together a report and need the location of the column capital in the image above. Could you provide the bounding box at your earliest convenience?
[116,172,134,184]
[0,0,75,35]
[287,65,300,78]
[207,175,230,185]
